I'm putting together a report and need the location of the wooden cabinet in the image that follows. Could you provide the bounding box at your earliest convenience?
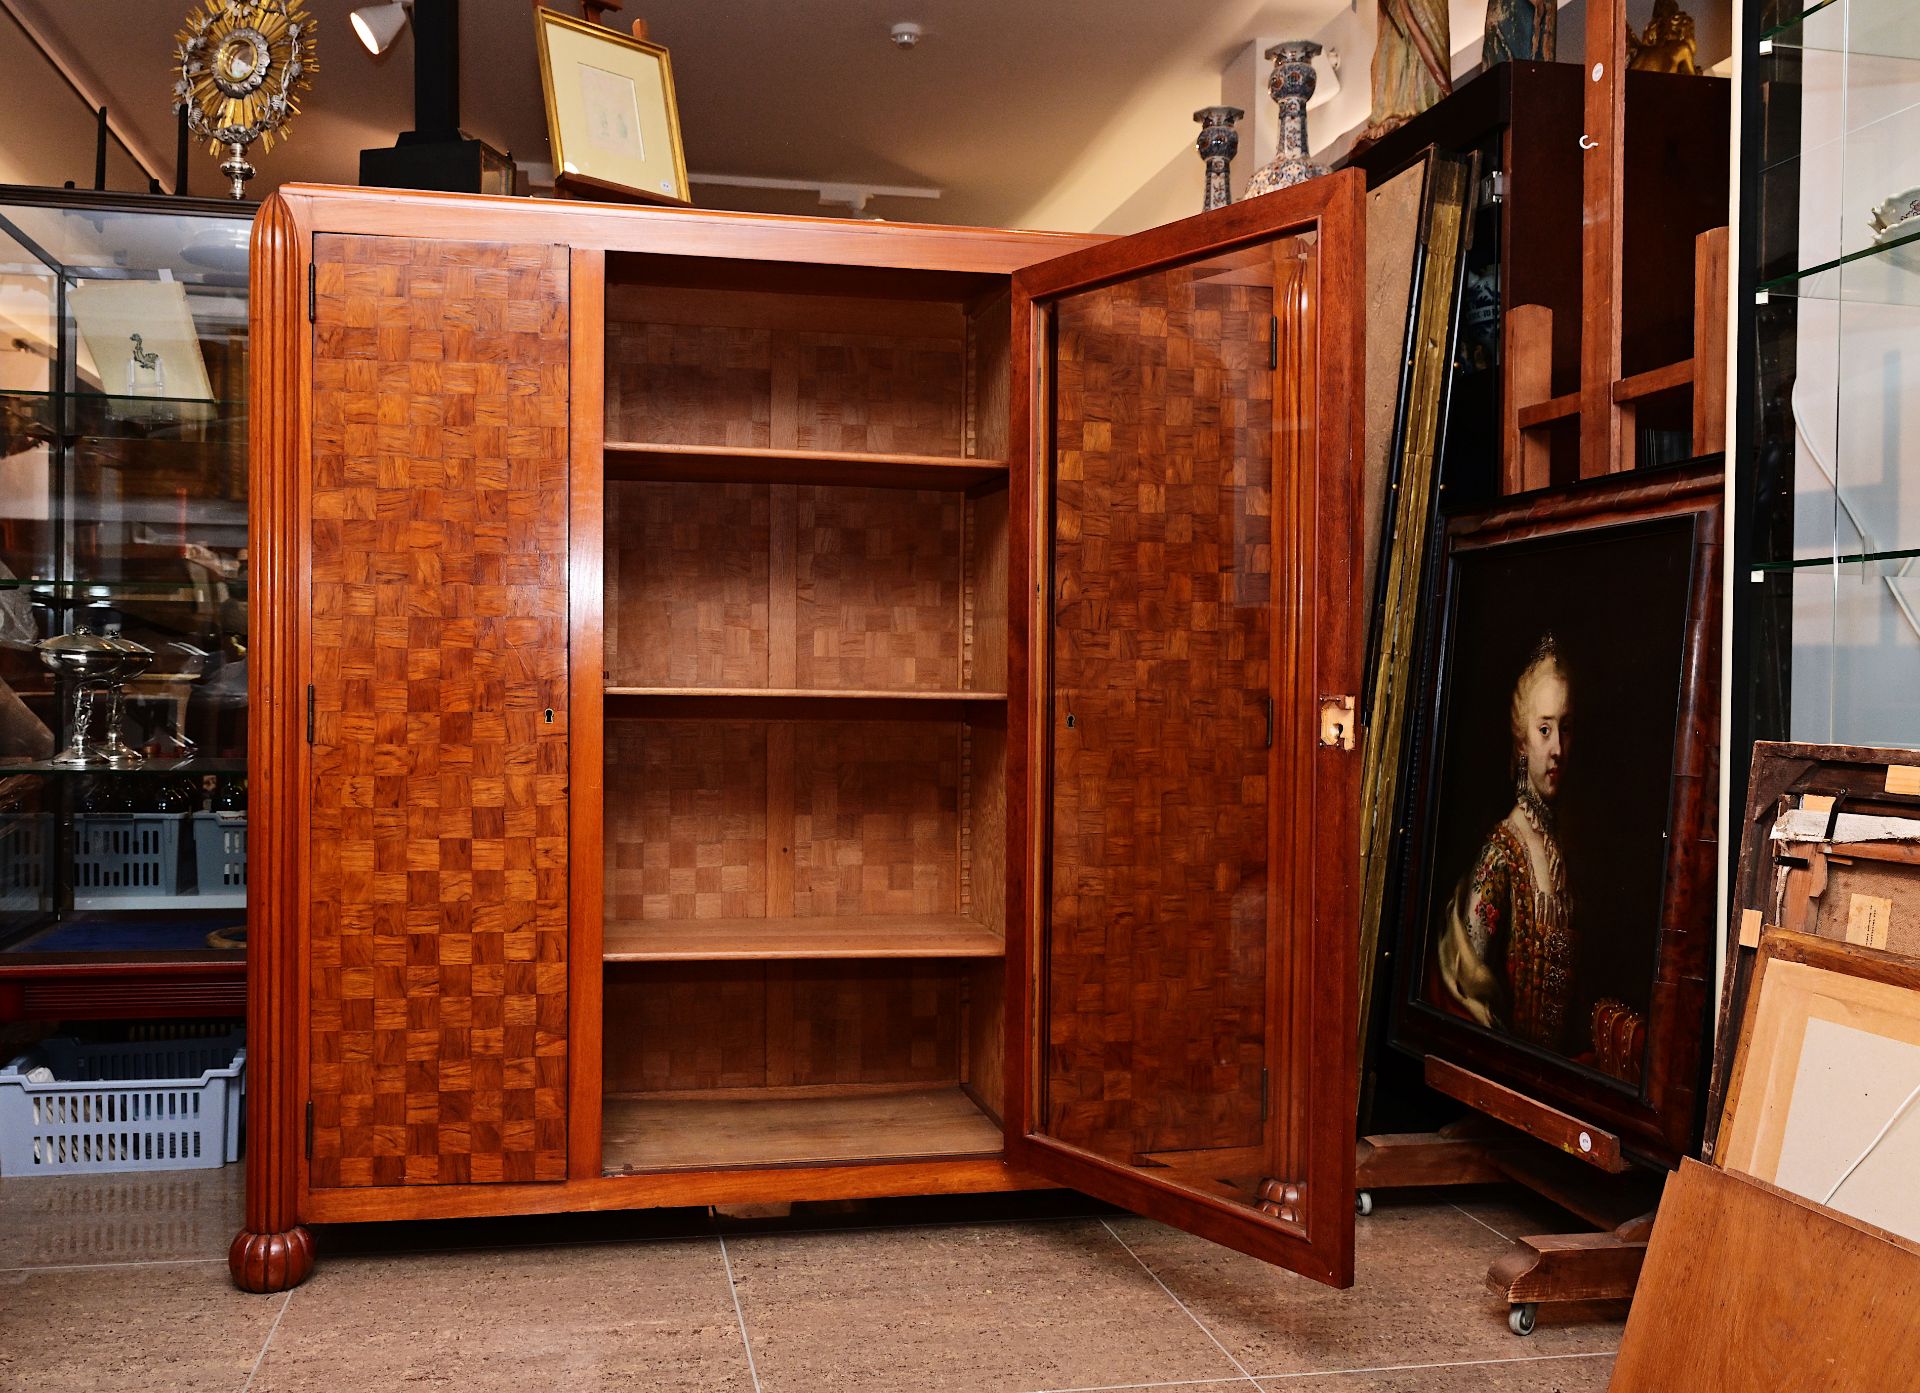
[234,176,1366,1292]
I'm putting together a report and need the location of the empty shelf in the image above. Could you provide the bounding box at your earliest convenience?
[603,914,1004,962]
[602,1086,1003,1173]
[606,441,1006,490]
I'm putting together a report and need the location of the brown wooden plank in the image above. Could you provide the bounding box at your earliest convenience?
[1692,226,1729,455]
[300,1153,1042,1223]
[569,246,608,1183]
[1581,0,1629,477]
[601,1086,1002,1172]
[602,914,1003,961]
[1611,358,1695,404]
[605,692,1002,722]
[1355,1132,1505,1188]
[1611,1161,1920,1390]
[1486,1230,1646,1304]
[605,441,1005,490]
[1515,390,1581,430]
[604,687,1006,701]
[1426,1057,1628,1173]
[1503,304,1557,492]
[275,183,1107,274]
[231,192,315,1292]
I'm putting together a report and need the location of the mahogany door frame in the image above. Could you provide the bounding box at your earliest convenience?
[1005,170,1367,1286]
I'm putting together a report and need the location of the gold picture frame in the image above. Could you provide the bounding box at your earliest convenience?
[534,9,690,206]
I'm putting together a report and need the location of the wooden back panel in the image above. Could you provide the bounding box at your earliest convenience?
[1044,265,1276,1160]
[306,235,570,1187]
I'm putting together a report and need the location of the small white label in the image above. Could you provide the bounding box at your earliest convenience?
[1592,62,1604,80]
[1759,38,1775,56]
[1578,1131,1593,1153]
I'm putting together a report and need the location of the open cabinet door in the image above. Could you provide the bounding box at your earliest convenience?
[1007,171,1365,1287]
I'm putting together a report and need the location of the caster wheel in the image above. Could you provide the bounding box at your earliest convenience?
[1354,1190,1373,1217]
[1508,1303,1538,1337]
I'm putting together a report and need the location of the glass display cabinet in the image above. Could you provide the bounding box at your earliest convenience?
[1740,0,1920,751]
[0,186,250,1020]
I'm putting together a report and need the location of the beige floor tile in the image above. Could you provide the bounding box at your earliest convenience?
[0,1164,241,1269]
[249,1239,751,1392]
[725,1219,1248,1393]
[1108,1201,1622,1378]
[1259,1352,1614,1391]
[0,1259,280,1392]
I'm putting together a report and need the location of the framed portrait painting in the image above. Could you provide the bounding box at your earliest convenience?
[1389,463,1722,1164]
[534,8,690,206]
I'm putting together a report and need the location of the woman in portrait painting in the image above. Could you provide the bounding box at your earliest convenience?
[1434,633,1575,1052]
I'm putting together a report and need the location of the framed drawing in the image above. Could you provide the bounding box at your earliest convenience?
[1388,462,1722,1163]
[534,8,689,206]
[1717,930,1920,1244]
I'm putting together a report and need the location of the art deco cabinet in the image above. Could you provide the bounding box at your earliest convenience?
[234,176,1365,1292]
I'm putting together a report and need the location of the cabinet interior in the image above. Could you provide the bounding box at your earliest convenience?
[598,255,1012,1174]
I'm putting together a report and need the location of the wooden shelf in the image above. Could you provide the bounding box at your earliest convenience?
[602,1086,1003,1173]
[603,914,1004,962]
[605,687,1006,720]
[605,441,1006,491]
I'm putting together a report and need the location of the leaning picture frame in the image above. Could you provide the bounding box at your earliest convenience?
[534,8,690,206]
[1387,462,1723,1164]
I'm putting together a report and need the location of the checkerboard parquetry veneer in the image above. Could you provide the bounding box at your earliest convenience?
[235,178,1366,1296]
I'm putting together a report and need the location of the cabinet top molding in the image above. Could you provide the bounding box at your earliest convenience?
[259,182,1106,275]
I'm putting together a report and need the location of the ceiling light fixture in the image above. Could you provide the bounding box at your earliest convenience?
[350,1,409,56]
[889,22,922,49]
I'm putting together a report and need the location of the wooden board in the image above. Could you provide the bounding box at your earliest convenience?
[606,318,967,459]
[306,234,570,1189]
[602,914,1003,961]
[605,441,1003,490]
[1717,933,1920,1242]
[601,1086,1002,1172]
[1043,259,1274,1163]
[607,480,974,696]
[1609,1160,1920,1392]
[601,961,964,1095]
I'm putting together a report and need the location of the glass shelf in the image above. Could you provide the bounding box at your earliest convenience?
[0,387,245,443]
[1757,225,1920,303]
[0,577,244,596]
[0,756,246,778]
[1750,545,1920,573]
[1762,0,1920,62]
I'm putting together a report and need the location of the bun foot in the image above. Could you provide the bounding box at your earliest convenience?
[229,1225,315,1292]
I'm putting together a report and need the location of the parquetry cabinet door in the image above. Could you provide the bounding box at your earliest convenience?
[1008,172,1366,1286]
[305,235,571,1187]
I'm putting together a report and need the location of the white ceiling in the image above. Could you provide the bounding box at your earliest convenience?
[8,0,1352,230]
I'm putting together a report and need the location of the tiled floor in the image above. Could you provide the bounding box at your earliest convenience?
[0,1167,1622,1392]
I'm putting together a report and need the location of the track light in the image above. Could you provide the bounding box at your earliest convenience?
[350,2,409,56]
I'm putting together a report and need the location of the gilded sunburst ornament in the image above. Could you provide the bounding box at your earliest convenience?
[172,0,318,199]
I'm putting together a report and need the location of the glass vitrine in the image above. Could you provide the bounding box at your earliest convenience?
[1740,0,1920,749]
[0,186,250,1006]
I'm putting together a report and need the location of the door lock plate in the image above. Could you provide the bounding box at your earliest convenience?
[1318,695,1356,750]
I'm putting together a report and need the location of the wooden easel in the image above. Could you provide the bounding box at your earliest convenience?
[1357,1058,1663,1334]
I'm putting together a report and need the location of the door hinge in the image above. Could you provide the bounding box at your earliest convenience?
[307,261,316,322]
[1264,696,1274,749]
[1269,314,1280,370]
[304,1100,314,1159]
[305,683,315,744]
[1261,1067,1270,1122]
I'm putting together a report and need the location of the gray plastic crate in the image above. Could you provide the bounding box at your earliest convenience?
[190,811,246,897]
[71,813,183,903]
[0,811,50,915]
[0,1033,245,1175]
